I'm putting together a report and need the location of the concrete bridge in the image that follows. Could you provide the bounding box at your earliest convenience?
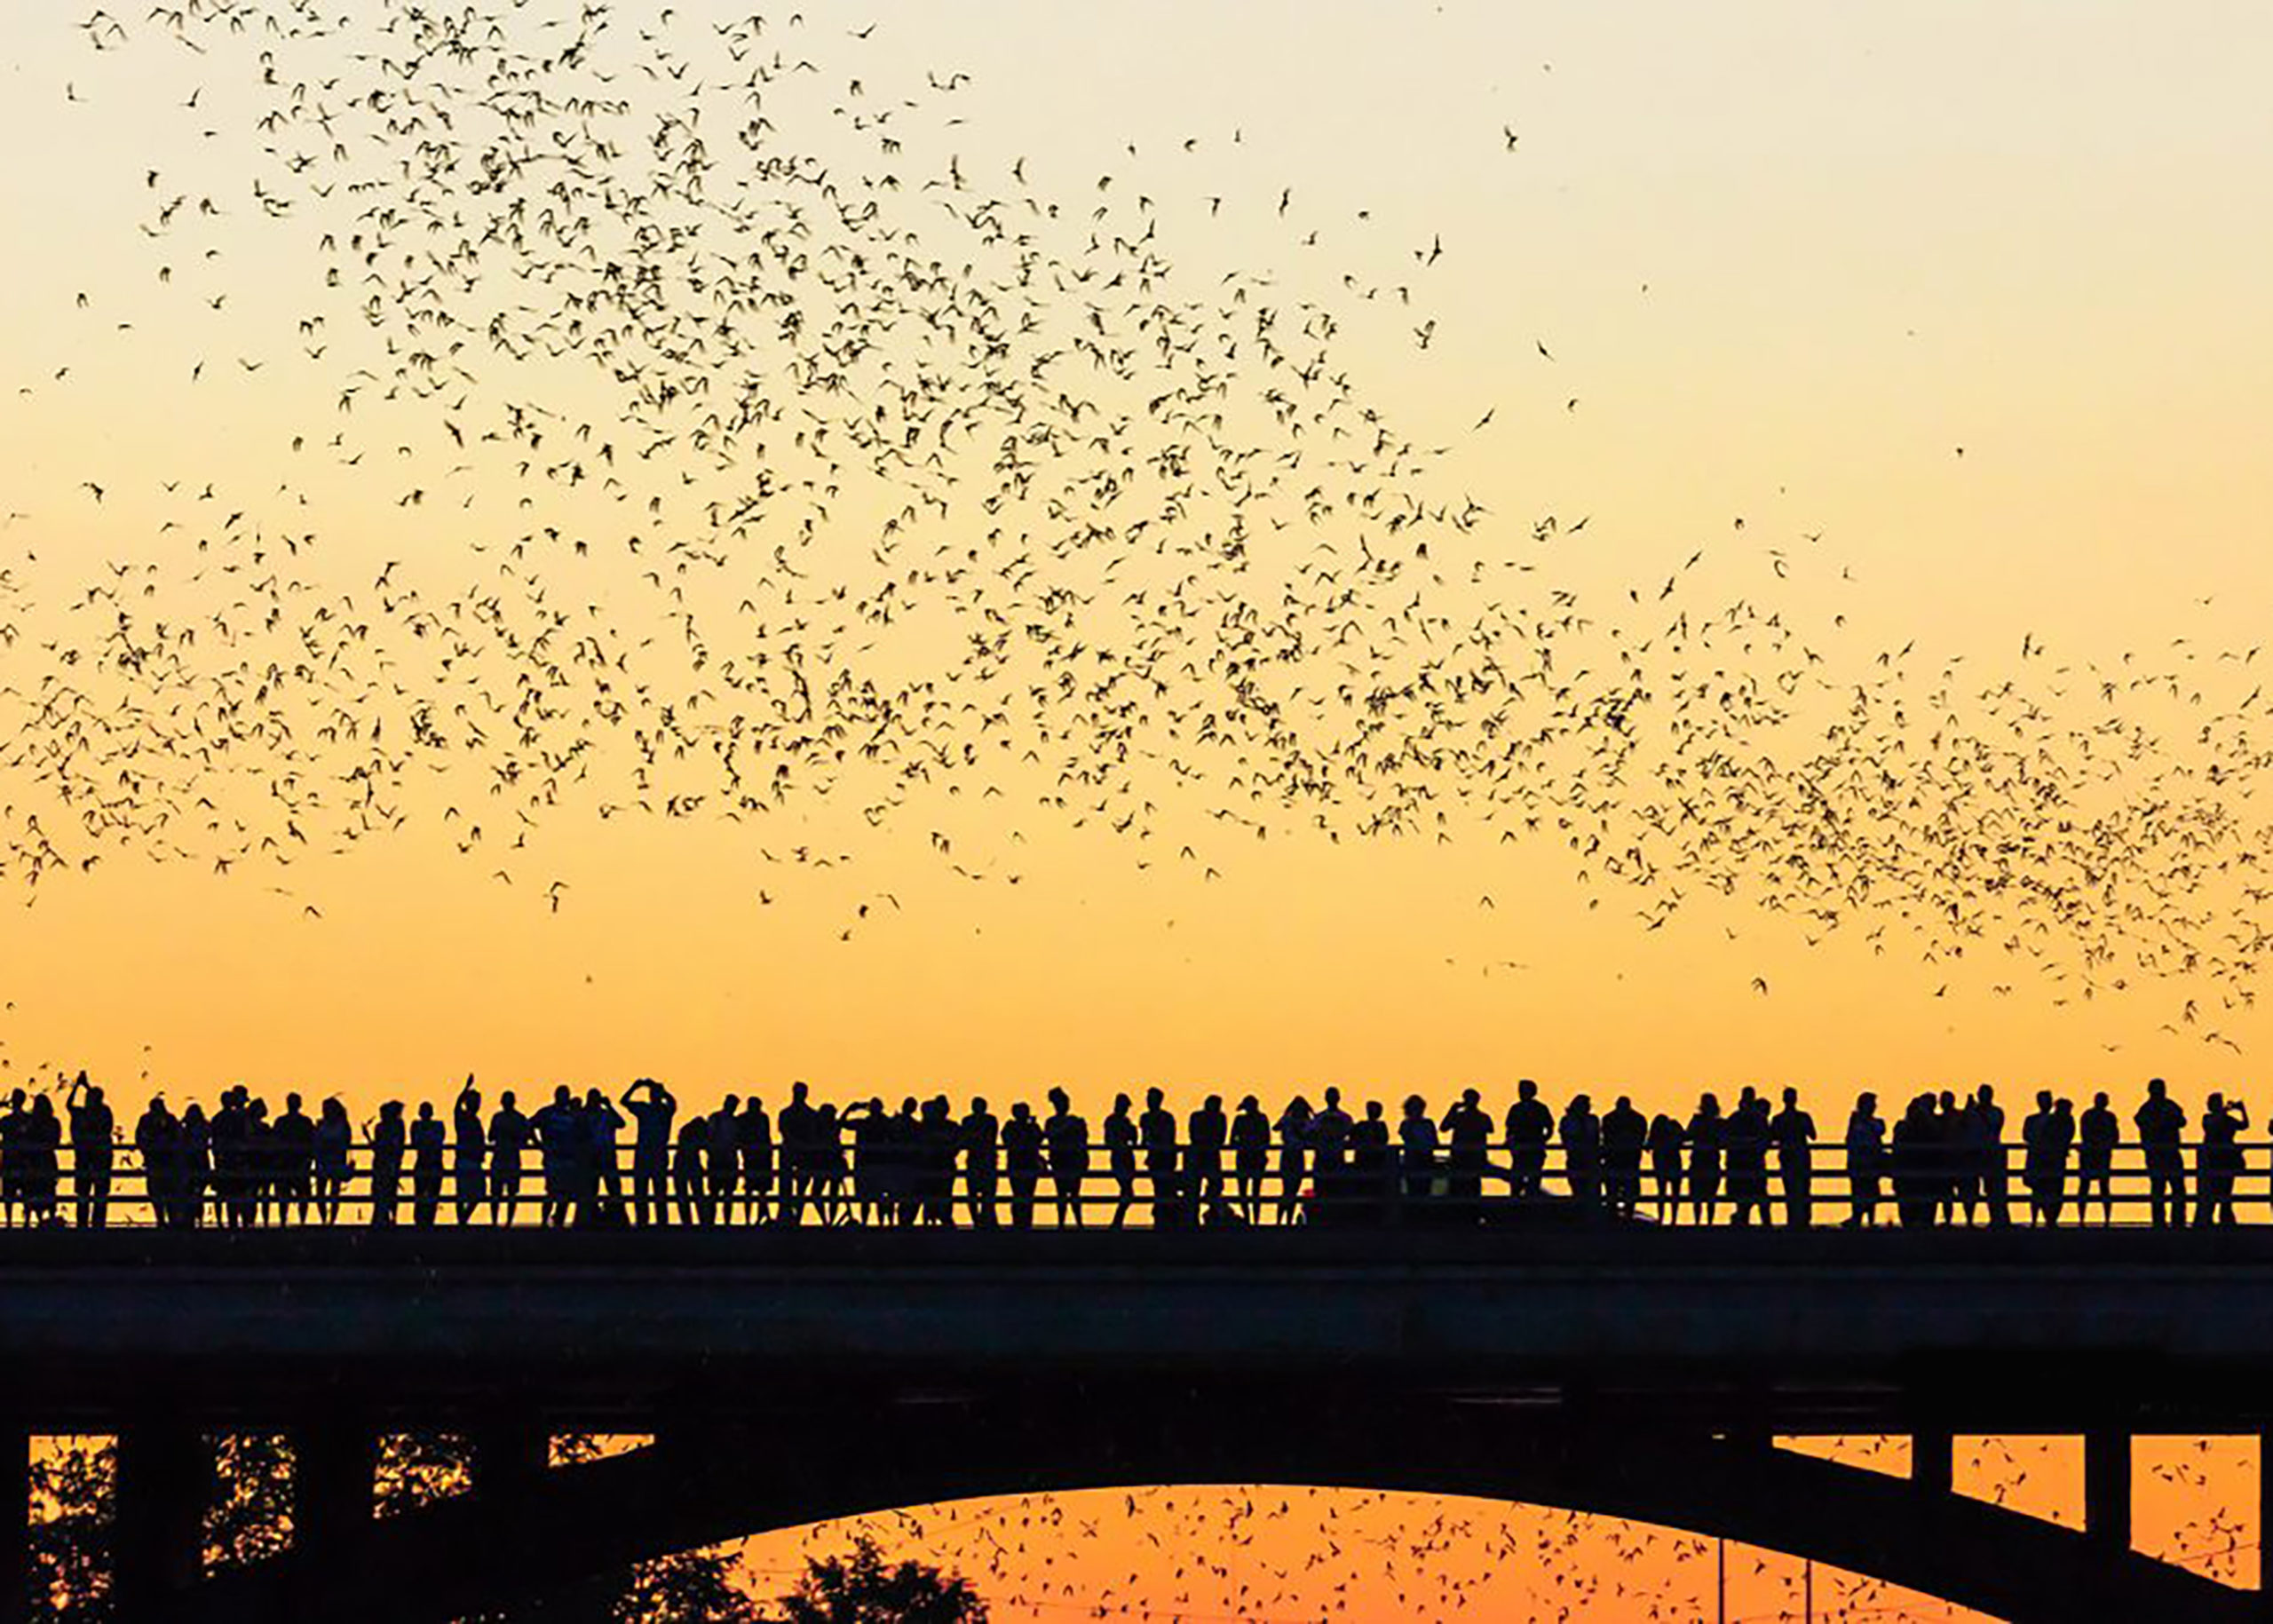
[7,1227,2273,1621]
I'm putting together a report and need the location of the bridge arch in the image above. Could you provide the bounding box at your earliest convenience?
[178,1395,2255,1624]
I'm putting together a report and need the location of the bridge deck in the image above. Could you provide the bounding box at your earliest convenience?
[4,1228,2271,1431]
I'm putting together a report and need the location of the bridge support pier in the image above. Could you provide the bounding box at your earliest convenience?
[294,1420,376,1617]
[472,1418,550,1508]
[2086,1431,2132,1552]
[2,1421,26,1624]
[112,1421,210,1623]
[1913,1428,1952,1494]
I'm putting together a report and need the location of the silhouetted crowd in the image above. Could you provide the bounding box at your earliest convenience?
[0,1073,2256,1232]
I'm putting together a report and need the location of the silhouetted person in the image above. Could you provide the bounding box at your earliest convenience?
[1723,1091,1767,1227]
[2196,1092,2248,1228]
[1771,1088,1815,1228]
[1444,1088,1492,1214]
[67,1074,114,1230]
[1842,1094,1884,1227]
[919,1096,960,1226]
[20,1096,59,1227]
[586,1088,624,1222]
[249,1097,278,1225]
[1230,1095,1271,1224]
[1140,1088,1178,1225]
[1103,1094,1136,1228]
[1273,1096,1312,1224]
[1891,1095,1936,1228]
[1559,1094,1600,1216]
[2022,1090,2072,1226]
[488,1090,529,1225]
[0,1089,23,1226]
[735,1095,771,1225]
[178,1103,210,1229]
[1951,1089,1985,1223]
[847,1097,888,1224]
[210,1088,248,1230]
[533,1085,582,1228]
[1972,1085,2010,1226]
[1687,1096,1723,1224]
[1646,1111,1684,1222]
[1044,1089,1089,1227]
[777,1081,816,1226]
[1506,1079,1551,1201]
[672,1113,709,1226]
[1601,1097,1647,1220]
[2136,1077,2187,1229]
[1352,1101,1391,1223]
[623,1078,675,1228]
[708,1095,741,1226]
[962,1097,1000,1228]
[1187,1094,1227,1215]
[2077,1091,2118,1225]
[1311,1087,1352,1184]
[869,1099,914,1225]
[1398,1095,1439,1215]
[273,1092,315,1225]
[314,1098,352,1224]
[1003,1102,1043,1230]
[452,1078,486,1226]
[410,1102,445,1227]
[134,1096,181,1230]
[1926,1091,1959,1224]
[811,1104,847,1224]
[369,1101,406,1227]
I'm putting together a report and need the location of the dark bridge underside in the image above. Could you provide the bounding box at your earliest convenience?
[176,1393,2254,1624]
[12,1227,2273,1430]
[12,1231,2273,1620]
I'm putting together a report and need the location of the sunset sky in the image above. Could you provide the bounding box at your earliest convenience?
[7,1,2273,1616]
[4,1,2273,1106]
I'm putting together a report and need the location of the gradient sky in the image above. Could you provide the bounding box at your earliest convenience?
[5,2,2273,1109]
[8,3,2273,1616]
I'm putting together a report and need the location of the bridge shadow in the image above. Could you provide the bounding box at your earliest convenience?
[172,1391,2259,1624]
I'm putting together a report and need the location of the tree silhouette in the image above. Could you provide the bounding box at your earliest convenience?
[19,1434,761,1621]
[776,1536,988,1624]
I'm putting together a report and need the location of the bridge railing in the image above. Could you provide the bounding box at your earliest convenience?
[0,1133,2260,1231]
